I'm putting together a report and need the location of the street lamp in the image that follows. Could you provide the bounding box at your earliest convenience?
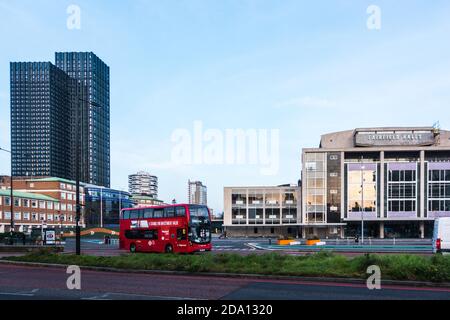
[75,98,102,255]
[360,157,365,245]
[0,147,14,236]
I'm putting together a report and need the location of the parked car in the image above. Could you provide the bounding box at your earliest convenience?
[432,218,450,254]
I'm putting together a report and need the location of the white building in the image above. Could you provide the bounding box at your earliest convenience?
[128,171,158,198]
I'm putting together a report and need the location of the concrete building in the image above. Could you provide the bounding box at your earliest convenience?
[128,171,158,198]
[224,127,450,239]
[131,195,166,207]
[223,185,301,237]
[302,127,450,239]
[188,180,207,205]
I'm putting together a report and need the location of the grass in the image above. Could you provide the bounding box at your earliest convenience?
[4,250,450,282]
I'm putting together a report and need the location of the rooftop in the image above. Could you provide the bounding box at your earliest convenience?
[0,189,59,202]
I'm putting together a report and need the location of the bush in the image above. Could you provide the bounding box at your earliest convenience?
[4,251,450,283]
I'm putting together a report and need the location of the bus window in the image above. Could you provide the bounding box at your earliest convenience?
[143,230,158,240]
[129,210,139,219]
[177,228,187,241]
[143,208,153,218]
[125,230,139,239]
[122,211,130,220]
[165,207,175,218]
[176,206,186,217]
[154,208,164,218]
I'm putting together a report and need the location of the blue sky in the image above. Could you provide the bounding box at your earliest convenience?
[1,0,450,213]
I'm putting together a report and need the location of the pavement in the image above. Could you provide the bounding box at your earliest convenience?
[0,264,449,300]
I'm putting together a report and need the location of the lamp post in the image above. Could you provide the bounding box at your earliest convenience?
[0,147,14,235]
[360,157,365,245]
[75,98,102,255]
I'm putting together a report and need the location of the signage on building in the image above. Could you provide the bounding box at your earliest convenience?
[355,131,435,147]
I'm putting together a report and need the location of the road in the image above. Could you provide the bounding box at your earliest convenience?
[60,237,433,257]
[0,264,449,300]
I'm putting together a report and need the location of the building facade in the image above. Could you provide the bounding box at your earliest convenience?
[10,62,73,179]
[55,52,111,187]
[83,185,133,228]
[131,195,166,208]
[302,127,450,239]
[223,185,301,237]
[128,171,158,198]
[10,52,110,187]
[188,180,207,205]
[0,177,81,233]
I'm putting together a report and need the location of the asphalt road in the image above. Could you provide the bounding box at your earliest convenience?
[0,264,449,300]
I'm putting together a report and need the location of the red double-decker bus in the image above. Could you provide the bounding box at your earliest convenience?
[119,204,212,253]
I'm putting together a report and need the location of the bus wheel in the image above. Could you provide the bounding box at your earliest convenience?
[130,243,136,253]
[165,244,173,253]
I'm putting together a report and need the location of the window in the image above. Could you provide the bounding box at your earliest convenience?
[32,213,37,221]
[67,194,72,201]
[14,198,21,207]
[428,167,450,213]
[122,211,130,220]
[39,201,46,209]
[61,204,67,211]
[23,199,29,207]
[14,212,21,220]
[68,204,73,211]
[23,212,30,220]
[39,214,45,221]
[61,193,66,200]
[4,197,10,206]
[47,214,53,221]
[31,200,38,208]
[4,212,11,219]
[47,201,53,210]
[176,206,186,217]
[165,207,175,218]
[154,209,164,218]
[55,203,60,210]
[177,228,187,240]
[129,210,139,219]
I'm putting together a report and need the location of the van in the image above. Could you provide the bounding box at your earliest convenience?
[432,218,450,254]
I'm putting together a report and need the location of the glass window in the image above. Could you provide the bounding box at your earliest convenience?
[165,207,175,218]
[176,206,186,217]
[154,209,164,218]
[122,210,130,219]
[129,210,139,219]
[143,208,153,218]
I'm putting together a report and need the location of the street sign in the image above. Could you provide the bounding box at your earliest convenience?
[44,229,56,245]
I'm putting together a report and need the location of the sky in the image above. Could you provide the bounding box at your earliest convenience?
[1,0,450,214]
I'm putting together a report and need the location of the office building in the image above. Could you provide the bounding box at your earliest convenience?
[223,185,301,237]
[188,180,207,205]
[10,62,74,179]
[224,127,450,239]
[128,171,158,198]
[83,185,133,228]
[10,52,110,187]
[0,177,83,232]
[55,52,111,187]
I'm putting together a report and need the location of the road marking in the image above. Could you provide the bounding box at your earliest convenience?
[83,292,200,300]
